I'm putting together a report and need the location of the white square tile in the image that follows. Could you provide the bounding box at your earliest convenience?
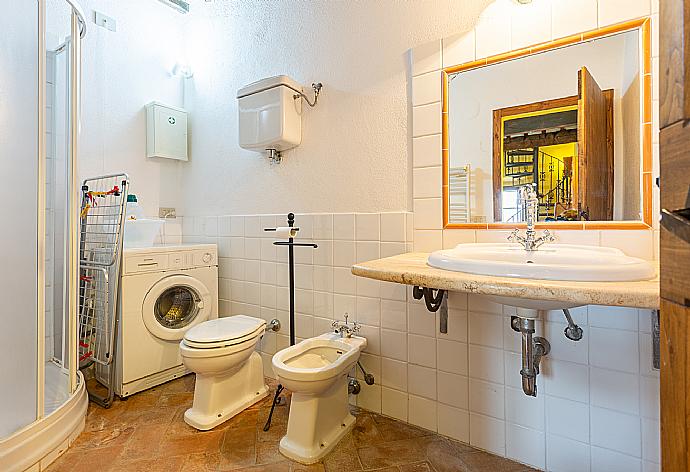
[333,214,355,240]
[591,446,642,472]
[381,357,408,390]
[260,238,277,262]
[546,434,591,472]
[357,384,381,413]
[312,214,333,240]
[244,216,261,238]
[355,213,380,241]
[413,230,442,252]
[408,334,436,368]
[230,216,244,237]
[356,277,380,298]
[510,0,551,50]
[438,371,468,409]
[408,364,437,400]
[505,386,544,430]
[468,344,505,384]
[313,240,333,266]
[413,198,443,230]
[260,261,277,285]
[641,418,660,463]
[590,367,640,415]
[294,264,314,290]
[381,299,407,331]
[468,294,503,315]
[356,296,381,326]
[313,292,334,319]
[598,0,651,27]
[359,324,380,355]
[542,359,590,404]
[333,267,356,295]
[475,14,511,59]
[438,307,468,342]
[380,281,407,302]
[412,71,441,106]
[415,164,443,198]
[333,294,356,320]
[245,238,261,260]
[437,404,470,443]
[443,229,476,248]
[469,312,504,348]
[380,242,407,258]
[333,240,356,267]
[412,39,442,76]
[408,302,437,337]
[380,213,406,242]
[443,30,475,68]
[546,321,589,365]
[437,339,468,375]
[408,395,438,431]
[506,423,546,470]
[589,305,639,331]
[546,396,590,443]
[551,0,597,39]
[381,387,408,422]
[313,266,333,293]
[470,413,505,456]
[412,102,442,137]
[380,328,407,361]
[589,327,639,374]
[590,406,642,457]
[230,237,245,258]
[413,134,443,169]
[640,375,659,420]
[245,260,260,283]
[469,379,504,419]
[355,241,380,263]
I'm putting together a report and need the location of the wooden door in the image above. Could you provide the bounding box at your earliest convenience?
[577,66,614,221]
[660,1,690,470]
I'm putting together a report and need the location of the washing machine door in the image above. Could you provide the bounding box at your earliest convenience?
[142,274,212,341]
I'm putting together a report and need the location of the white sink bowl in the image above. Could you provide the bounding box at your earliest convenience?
[428,243,656,282]
[124,218,164,248]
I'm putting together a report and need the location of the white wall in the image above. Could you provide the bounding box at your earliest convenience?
[178,0,493,217]
[448,31,640,221]
[77,0,188,218]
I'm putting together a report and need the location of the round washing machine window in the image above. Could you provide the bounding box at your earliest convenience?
[142,274,212,341]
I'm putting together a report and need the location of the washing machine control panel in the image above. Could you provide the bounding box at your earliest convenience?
[124,244,218,274]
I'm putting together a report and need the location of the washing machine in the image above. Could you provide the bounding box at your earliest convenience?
[111,243,218,397]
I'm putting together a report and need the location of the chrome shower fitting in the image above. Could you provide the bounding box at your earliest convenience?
[511,316,550,397]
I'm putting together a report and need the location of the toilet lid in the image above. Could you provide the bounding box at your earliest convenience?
[184,315,266,345]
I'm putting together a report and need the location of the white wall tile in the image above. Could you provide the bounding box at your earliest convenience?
[442,229,476,248]
[591,446,642,472]
[589,305,639,331]
[598,0,651,27]
[590,367,640,415]
[380,328,408,361]
[442,30,475,68]
[590,406,642,457]
[640,375,659,420]
[412,39,442,76]
[469,312,504,348]
[551,0,598,39]
[355,213,380,241]
[510,0,551,50]
[381,387,408,422]
[381,357,408,390]
[641,418,660,464]
[413,166,442,199]
[589,327,639,374]
[505,386,544,430]
[546,434,591,472]
[506,423,546,470]
[546,396,590,443]
[413,198,443,230]
[413,230,442,252]
[412,71,441,106]
[408,364,437,400]
[600,230,654,260]
[438,371,468,409]
[408,394,438,431]
[381,299,407,331]
[412,102,442,137]
[469,344,505,384]
[333,240,356,267]
[313,214,333,239]
[470,413,505,456]
[437,404,470,443]
[437,339,468,375]
[469,379,504,419]
[333,214,355,240]
[380,213,406,242]
[543,359,590,404]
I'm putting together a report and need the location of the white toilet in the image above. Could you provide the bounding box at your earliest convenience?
[179,315,269,430]
[272,332,367,464]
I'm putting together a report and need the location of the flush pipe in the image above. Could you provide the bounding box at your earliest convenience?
[510,309,551,397]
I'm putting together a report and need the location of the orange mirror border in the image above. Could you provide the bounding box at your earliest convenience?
[441,17,653,230]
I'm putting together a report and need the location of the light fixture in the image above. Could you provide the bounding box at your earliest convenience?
[172,63,194,79]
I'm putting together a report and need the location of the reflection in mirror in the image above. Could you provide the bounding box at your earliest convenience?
[447,29,643,225]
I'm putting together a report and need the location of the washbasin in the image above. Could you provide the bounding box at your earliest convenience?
[427,243,656,283]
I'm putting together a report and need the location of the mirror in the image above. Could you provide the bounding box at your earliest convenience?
[444,21,651,228]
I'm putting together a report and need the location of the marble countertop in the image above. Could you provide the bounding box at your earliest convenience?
[351,252,660,309]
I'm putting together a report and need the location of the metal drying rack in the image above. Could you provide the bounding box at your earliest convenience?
[77,173,129,408]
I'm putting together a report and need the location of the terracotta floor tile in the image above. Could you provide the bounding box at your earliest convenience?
[46,376,533,472]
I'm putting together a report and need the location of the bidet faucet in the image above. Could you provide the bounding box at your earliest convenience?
[332,313,360,338]
[508,185,555,251]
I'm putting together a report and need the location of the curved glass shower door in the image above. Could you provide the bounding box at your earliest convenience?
[0,1,40,439]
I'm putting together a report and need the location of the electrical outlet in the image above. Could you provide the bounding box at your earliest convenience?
[95,12,117,32]
[159,207,177,219]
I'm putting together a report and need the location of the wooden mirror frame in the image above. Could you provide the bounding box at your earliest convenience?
[442,18,652,230]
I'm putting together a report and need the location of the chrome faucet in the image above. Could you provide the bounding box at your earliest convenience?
[508,185,555,251]
[332,313,360,338]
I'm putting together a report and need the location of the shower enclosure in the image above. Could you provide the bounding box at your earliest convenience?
[0,1,88,470]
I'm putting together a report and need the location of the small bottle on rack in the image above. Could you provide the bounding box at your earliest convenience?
[126,194,144,220]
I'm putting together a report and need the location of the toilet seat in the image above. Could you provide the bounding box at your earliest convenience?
[182,315,266,349]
